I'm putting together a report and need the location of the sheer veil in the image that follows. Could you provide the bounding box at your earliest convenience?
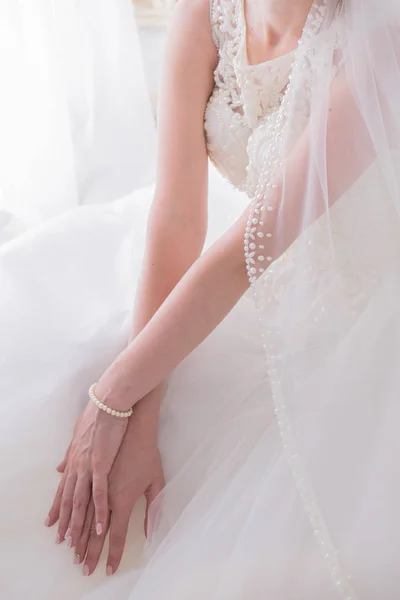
[125,3,400,598]
[244,0,400,595]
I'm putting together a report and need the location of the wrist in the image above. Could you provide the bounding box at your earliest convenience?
[121,388,164,450]
[128,385,164,436]
[95,366,165,430]
[95,362,136,413]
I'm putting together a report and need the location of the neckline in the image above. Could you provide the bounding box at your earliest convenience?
[239,0,297,69]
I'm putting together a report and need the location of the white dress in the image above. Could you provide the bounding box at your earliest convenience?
[0,0,389,599]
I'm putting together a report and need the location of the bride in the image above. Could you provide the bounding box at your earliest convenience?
[2,0,400,598]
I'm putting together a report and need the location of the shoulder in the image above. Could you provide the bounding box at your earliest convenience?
[172,0,213,34]
[164,0,219,74]
[170,0,218,51]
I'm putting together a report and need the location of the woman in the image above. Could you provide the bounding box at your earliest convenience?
[2,0,400,597]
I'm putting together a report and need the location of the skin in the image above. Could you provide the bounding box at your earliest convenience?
[46,0,217,574]
[55,392,164,575]
[245,0,313,64]
[46,0,374,577]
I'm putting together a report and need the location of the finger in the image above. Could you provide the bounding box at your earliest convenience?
[57,416,81,473]
[82,511,110,576]
[56,443,71,473]
[56,460,67,474]
[92,472,109,537]
[74,500,95,566]
[144,475,165,538]
[66,474,91,547]
[57,473,77,544]
[45,470,67,529]
[106,511,130,575]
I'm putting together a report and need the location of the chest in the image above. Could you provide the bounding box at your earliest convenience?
[204,0,294,194]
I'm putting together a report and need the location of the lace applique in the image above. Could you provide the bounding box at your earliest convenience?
[245,3,364,598]
[209,0,245,116]
[206,0,294,193]
[209,0,292,126]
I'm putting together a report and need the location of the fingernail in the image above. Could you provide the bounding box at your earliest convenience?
[74,554,80,565]
[65,528,71,539]
[83,565,90,577]
[44,517,50,527]
[96,523,102,535]
[66,537,73,549]
[55,533,61,545]
[106,565,113,576]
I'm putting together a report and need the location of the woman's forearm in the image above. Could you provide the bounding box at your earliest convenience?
[99,68,377,415]
[96,213,250,412]
[121,199,207,429]
[130,202,207,341]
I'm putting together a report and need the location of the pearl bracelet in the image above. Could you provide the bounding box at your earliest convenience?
[88,383,133,418]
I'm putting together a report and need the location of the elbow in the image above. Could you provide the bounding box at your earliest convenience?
[145,208,206,272]
[147,192,207,257]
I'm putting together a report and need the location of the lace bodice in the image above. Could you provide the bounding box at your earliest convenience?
[205,0,294,197]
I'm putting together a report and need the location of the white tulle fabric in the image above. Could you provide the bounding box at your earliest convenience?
[244,0,400,597]
[1,0,400,599]
[0,0,156,244]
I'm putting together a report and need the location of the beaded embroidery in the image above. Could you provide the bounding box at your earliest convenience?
[208,0,359,597]
[205,0,293,191]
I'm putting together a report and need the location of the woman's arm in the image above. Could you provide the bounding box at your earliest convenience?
[126,0,218,425]
[96,211,250,410]
[96,66,377,412]
[47,0,218,549]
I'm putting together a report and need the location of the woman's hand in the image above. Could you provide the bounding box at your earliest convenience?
[45,400,128,547]
[73,432,164,576]
[52,395,165,576]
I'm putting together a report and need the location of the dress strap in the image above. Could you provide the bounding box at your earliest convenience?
[209,0,243,54]
[209,0,221,49]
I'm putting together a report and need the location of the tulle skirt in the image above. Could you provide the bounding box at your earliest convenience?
[2,162,400,600]
[2,169,308,600]
[3,167,399,600]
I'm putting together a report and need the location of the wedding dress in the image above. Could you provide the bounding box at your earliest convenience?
[1,0,400,598]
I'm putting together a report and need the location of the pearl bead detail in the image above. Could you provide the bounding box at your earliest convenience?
[239,0,357,595]
[209,0,355,594]
[88,384,133,418]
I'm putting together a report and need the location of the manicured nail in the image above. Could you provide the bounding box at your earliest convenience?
[66,537,73,549]
[65,528,71,539]
[74,554,80,565]
[96,523,102,535]
[55,533,61,545]
[83,565,90,577]
[106,565,113,576]
[44,516,50,527]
